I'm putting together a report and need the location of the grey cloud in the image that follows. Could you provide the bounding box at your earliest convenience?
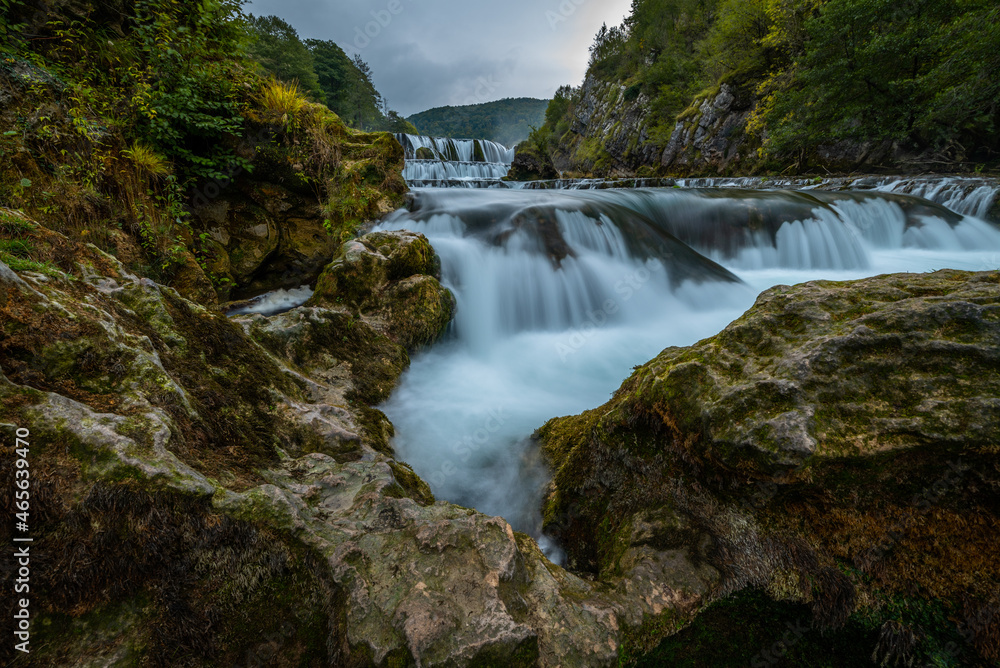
[244,0,633,116]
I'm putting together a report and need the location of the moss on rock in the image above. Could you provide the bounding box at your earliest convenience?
[309,230,455,351]
[507,142,559,181]
[538,269,1000,665]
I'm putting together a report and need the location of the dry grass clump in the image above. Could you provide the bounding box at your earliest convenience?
[122,142,171,179]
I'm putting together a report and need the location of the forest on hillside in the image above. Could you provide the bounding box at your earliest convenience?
[407,98,549,146]
[535,0,1000,171]
[245,15,415,134]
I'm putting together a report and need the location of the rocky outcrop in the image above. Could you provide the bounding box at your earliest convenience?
[660,83,755,173]
[507,143,558,181]
[190,114,408,302]
[544,76,663,176]
[0,53,407,307]
[309,230,455,351]
[539,269,1000,664]
[0,218,731,667]
[556,75,959,177]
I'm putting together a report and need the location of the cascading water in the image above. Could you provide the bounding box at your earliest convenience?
[374,184,1000,561]
[395,133,515,186]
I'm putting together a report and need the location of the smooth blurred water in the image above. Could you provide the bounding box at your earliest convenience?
[373,186,1000,560]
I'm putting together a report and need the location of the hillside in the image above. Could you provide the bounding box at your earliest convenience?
[529,0,1000,177]
[408,98,549,146]
[0,0,406,306]
[246,14,416,134]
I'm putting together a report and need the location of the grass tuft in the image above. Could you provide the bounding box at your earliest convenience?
[122,143,172,179]
[258,80,306,127]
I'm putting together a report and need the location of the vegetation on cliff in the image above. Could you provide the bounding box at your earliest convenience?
[407,98,550,147]
[0,0,406,305]
[245,14,416,134]
[533,0,1000,175]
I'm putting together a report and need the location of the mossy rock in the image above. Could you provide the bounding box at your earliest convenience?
[473,140,487,163]
[538,269,1000,665]
[415,146,436,160]
[363,230,441,280]
[377,275,456,350]
[309,230,455,352]
[507,142,558,181]
[310,239,390,309]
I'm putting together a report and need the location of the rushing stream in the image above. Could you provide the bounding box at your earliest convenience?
[318,136,1000,561]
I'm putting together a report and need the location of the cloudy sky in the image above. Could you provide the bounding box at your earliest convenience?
[244,0,633,117]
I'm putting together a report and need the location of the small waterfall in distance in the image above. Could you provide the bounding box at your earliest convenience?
[395,133,515,186]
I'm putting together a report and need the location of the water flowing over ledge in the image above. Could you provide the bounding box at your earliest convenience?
[372,182,1000,557]
[395,133,515,186]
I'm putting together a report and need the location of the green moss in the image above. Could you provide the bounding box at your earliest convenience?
[635,589,877,667]
[387,461,435,506]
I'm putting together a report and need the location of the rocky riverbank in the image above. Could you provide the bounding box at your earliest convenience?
[3,209,998,665]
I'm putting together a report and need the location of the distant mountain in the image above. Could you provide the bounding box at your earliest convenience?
[408,98,550,147]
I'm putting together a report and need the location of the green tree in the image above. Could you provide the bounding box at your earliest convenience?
[245,14,325,103]
[136,0,254,182]
[762,0,999,161]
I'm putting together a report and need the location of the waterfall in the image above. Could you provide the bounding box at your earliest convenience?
[395,133,515,186]
[372,186,1000,556]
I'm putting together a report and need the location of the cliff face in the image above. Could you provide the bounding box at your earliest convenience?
[659,83,756,174]
[545,75,757,176]
[545,76,961,178]
[550,76,660,176]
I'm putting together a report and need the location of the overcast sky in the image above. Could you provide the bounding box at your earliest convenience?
[244,0,633,117]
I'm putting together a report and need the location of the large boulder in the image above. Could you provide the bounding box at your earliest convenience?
[309,230,455,350]
[507,142,559,181]
[539,269,1000,665]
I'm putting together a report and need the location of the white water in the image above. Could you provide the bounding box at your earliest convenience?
[396,133,515,185]
[226,286,313,316]
[403,160,512,181]
[374,187,1000,560]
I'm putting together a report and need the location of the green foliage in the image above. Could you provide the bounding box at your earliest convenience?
[134,0,253,183]
[544,0,1000,170]
[239,19,407,132]
[306,39,385,130]
[761,0,1000,161]
[407,98,550,146]
[245,14,325,103]
[0,0,28,49]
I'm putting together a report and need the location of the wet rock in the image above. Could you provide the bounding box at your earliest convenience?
[508,142,559,181]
